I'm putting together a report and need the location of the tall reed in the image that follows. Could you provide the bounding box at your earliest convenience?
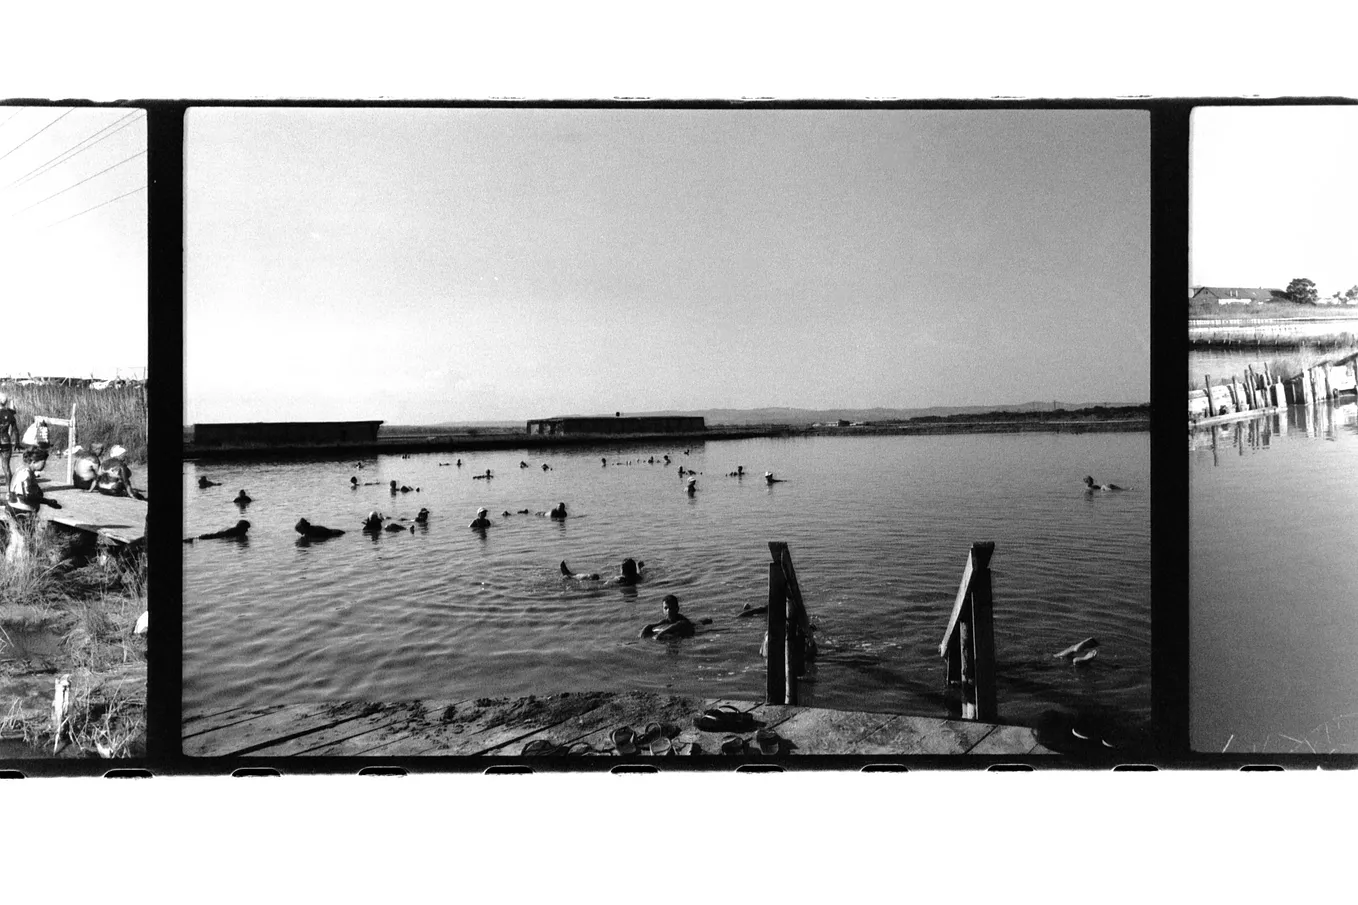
[0,382,148,463]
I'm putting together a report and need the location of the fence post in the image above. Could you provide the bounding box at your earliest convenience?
[766,562,787,705]
[67,402,77,486]
[938,542,996,722]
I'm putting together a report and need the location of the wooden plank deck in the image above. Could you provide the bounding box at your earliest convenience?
[35,474,146,546]
[182,692,1056,759]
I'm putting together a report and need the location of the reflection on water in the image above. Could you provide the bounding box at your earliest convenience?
[184,433,1150,735]
[1192,398,1358,752]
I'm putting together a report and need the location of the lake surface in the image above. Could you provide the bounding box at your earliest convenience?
[183,432,1150,738]
[1191,399,1358,753]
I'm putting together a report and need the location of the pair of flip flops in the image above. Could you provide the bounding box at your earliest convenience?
[694,704,755,733]
[521,739,597,757]
[612,723,677,756]
[719,729,782,755]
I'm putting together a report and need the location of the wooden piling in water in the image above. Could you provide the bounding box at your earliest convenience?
[765,562,786,704]
[939,542,997,722]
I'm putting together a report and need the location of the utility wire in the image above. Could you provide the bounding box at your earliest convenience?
[2,111,143,193]
[0,108,74,165]
[11,149,146,216]
[0,108,24,131]
[44,184,145,228]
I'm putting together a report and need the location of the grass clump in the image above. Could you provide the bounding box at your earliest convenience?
[1,520,146,758]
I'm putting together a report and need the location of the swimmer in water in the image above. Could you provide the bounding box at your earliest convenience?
[538,502,567,519]
[385,520,413,533]
[640,594,708,640]
[1082,475,1126,492]
[186,519,250,542]
[361,510,385,532]
[727,465,745,477]
[686,477,697,496]
[295,518,344,539]
[520,461,529,468]
[469,506,492,529]
[542,463,551,471]
[614,557,644,585]
[232,489,251,505]
[197,475,221,489]
[414,508,429,524]
[457,459,463,467]
[601,457,607,467]
[350,476,359,486]
[764,471,785,485]
[560,561,601,580]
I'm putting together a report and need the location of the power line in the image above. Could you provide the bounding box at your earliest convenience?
[11,149,146,216]
[0,108,25,131]
[0,108,74,165]
[44,184,145,228]
[1,111,143,193]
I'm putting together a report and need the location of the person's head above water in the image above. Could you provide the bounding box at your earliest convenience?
[621,558,639,579]
[662,594,680,617]
[477,507,488,516]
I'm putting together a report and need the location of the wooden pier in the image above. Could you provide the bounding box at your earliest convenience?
[36,477,146,546]
[181,691,1055,758]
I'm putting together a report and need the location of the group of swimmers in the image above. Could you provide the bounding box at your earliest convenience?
[557,556,707,639]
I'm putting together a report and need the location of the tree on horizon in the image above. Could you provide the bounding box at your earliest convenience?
[1285,277,1319,305]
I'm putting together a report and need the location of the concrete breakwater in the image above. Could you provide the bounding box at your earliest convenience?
[184,410,1150,460]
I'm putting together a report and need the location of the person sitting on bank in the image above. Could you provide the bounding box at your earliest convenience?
[72,444,105,491]
[96,446,145,500]
[469,506,492,529]
[7,449,63,520]
[640,594,696,640]
[0,392,19,487]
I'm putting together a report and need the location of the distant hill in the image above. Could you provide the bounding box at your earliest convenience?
[609,402,1144,426]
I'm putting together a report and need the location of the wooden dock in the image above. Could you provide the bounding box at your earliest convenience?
[36,474,146,546]
[181,692,1056,759]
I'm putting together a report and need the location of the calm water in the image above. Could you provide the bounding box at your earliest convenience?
[183,432,1150,733]
[1191,399,1358,753]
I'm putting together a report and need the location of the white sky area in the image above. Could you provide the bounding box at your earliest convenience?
[184,108,1149,425]
[0,106,147,378]
[1191,107,1358,298]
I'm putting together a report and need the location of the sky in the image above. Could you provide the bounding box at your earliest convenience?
[0,106,147,378]
[184,108,1148,425]
[1191,106,1358,298]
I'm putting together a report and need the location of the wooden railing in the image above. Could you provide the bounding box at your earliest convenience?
[938,542,997,722]
[765,541,813,705]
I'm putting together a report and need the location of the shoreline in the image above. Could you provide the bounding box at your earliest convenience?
[183,411,1150,460]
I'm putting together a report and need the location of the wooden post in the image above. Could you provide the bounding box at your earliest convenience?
[766,562,787,705]
[938,542,996,722]
[67,402,77,486]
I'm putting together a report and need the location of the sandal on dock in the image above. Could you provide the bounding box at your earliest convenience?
[521,739,561,757]
[647,736,673,756]
[564,741,597,756]
[694,705,754,732]
[637,722,665,747]
[755,728,781,756]
[611,726,639,756]
[719,735,746,755]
